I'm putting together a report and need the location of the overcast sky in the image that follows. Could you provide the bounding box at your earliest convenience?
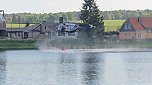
[1,0,152,13]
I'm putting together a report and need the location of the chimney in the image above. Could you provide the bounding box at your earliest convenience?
[59,17,63,23]
[137,16,140,23]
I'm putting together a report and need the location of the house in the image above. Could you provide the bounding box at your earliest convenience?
[119,17,152,40]
[7,28,28,39]
[7,21,59,40]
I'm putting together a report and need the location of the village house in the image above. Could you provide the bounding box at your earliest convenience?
[119,17,152,40]
[6,21,59,40]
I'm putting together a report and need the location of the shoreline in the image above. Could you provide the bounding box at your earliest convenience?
[0,48,38,51]
[1,47,152,53]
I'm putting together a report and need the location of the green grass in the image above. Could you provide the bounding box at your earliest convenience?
[6,24,34,28]
[104,20,125,32]
[6,24,26,28]
[72,20,125,32]
[0,40,37,50]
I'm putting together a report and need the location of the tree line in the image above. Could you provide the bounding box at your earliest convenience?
[4,9,152,23]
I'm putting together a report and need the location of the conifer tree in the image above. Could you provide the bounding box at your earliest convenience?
[80,0,104,39]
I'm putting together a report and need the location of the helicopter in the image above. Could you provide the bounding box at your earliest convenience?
[56,22,79,33]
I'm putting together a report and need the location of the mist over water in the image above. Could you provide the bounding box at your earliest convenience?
[37,38,59,50]
[37,38,152,53]
[36,36,152,50]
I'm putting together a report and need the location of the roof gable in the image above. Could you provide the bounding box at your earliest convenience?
[24,22,59,32]
[125,17,152,30]
[127,17,144,30]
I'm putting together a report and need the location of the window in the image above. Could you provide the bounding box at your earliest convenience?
[127,24,131,29]
[147,28,152,32]
[123,24,132,29]
[138,33,142,39]
[124,24,128,29]
[133,33,136,39]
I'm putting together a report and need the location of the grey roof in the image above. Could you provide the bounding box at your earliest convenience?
[6,22,59,32]
[24,22,59,32]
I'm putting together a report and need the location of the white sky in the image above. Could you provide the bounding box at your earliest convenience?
[1,0,152,13]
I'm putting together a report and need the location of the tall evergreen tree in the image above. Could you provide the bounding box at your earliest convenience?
[80,0,104,39]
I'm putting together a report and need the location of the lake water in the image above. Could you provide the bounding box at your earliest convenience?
[0,49,152,85]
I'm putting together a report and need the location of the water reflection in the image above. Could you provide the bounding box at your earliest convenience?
[81,52,104,85]
[0,52,6,85]
[104,53,127,85]
[124,52,152,85]
[6,51,59,85]
[57,53,80,85]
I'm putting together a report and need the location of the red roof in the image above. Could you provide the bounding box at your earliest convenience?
[125,17,152,30]
[140,17,152,28]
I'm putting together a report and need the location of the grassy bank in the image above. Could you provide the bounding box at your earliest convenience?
[0,40,37,50]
